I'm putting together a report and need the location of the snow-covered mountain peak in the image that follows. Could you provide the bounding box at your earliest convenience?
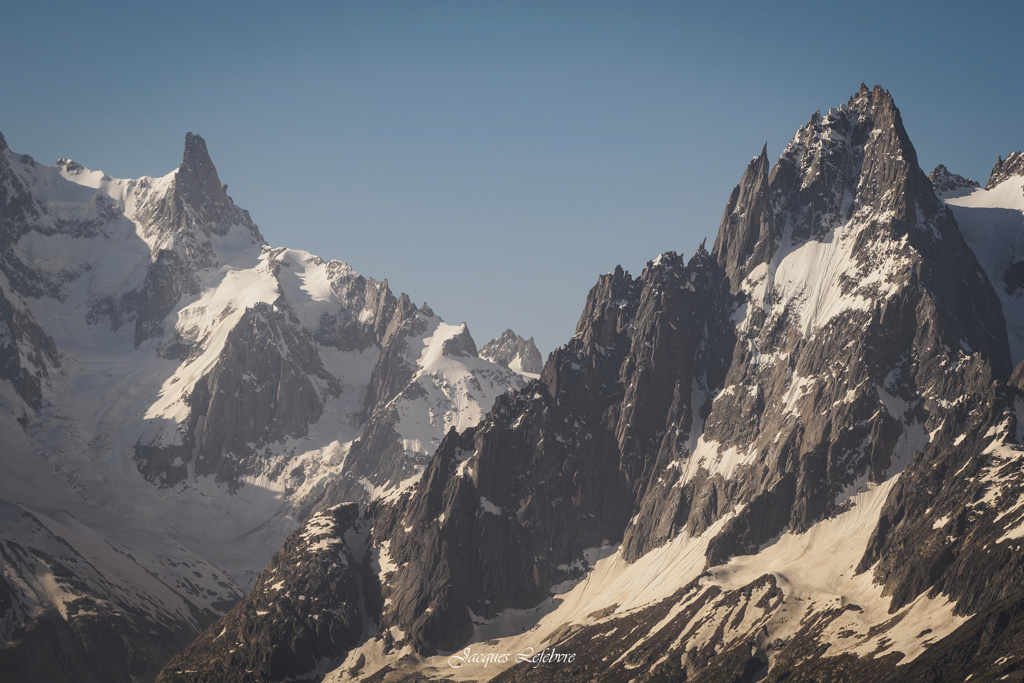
[289,87,1010,676]
[711,84,1000,355]
[779,85,912,206]
[715,86,919,291]
[135,85,1024,681]
[987,150,1024,190]
[54,157,92,178]
[480,329,543,376]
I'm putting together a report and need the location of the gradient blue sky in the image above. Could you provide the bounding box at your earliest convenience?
[4,1,1022,355]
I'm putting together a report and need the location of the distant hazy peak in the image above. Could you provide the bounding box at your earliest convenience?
[480,329,543,375]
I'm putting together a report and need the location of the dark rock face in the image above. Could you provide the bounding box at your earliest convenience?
[987,151,1024,190]
[0,143,62,411]
[0,142,44,254]
[693,85,1008,562]
[374,382,631,654]
[480,329,544,374]
[312,269,401,353]
[929,164,980,194]
[441,324,477,358]
[158,504,373,682]
[712,143,772,282]
[174,133,241,238]
[857,377,1024,617]
[135,302,340,488]
[0,287,58,412]
[131,247,202,346]
[0,607,203,683]
[360,293,421,414]
[361,249,733,653]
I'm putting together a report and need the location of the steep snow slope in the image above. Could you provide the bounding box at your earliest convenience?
[942,166,1024,363]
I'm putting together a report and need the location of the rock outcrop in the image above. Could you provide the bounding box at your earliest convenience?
[929,163,979,194]
[158,504,372,682]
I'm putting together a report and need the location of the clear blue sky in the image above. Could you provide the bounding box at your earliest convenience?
[4,1,1022,356]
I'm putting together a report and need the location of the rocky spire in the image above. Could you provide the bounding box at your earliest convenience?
[346,85,1012,658]
[712,142,771,288]
[717,82,945,265]
[181,131,213,173]
[986,151,1024,190]
[0,131,7,152]
[171,132,235,237]
[128,133,264,345]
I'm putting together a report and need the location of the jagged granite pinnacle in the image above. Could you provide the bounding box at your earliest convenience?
[987,151,1024,190]
[171,132,261,239]
[125,133,266,345]
[711,141,770,284]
